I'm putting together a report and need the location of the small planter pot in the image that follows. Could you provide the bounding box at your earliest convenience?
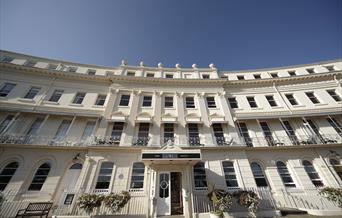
[210,212,223,218]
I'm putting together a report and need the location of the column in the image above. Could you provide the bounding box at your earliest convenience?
[290,159,315,189]
[121,90,140,146]
[235,153,257,188]
[95,88,119,137]
[175,92,187,146]
[217,91,240,139]
[150,91,162,146]
[196,92,214,146]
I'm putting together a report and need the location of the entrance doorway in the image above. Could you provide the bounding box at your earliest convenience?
[157,172,183,216]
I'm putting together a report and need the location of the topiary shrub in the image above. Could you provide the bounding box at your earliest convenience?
[77,193,104,214]
[207,185,233,217]
[233,190,260,212]
[103,191,131,213]
[319,187,342,208]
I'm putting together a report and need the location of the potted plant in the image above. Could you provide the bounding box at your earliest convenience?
[77,193,104,215]
[233,190,260,212]
[0,192,4,211]
[103,191,131,213]
[207,185,233,218]
[319,187,342,208]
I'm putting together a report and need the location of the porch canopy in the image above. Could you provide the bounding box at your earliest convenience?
[141,146,201,165]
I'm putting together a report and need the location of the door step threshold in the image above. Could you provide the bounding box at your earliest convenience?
[157,216,184,218]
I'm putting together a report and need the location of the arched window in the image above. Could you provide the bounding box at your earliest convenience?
[70,163,82,169]
[95,162,114,189]
[0,162,19,191]
[193,162,207,188]
[130,162,145,189]
[276,161,296,187]
[302,160,323,187]
[330,159,342,180]
[222,161,238,187]
[28,162,51,191]
[250,162,268,187]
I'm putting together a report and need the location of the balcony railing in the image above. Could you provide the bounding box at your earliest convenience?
[0,133,341,148]
[132,136,150,146]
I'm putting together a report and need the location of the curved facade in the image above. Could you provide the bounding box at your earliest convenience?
[0,50,341,217]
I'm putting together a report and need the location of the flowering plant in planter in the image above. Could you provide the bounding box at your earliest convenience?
[103,191,131,213]
[319,187,342,208]
[233,190,260,212]
[0,192,4,211]
[207,185,233,218]
[77,194,104,214]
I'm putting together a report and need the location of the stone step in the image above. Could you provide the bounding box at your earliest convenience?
[157,216,185,218]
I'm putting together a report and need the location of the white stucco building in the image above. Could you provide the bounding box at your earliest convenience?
[0,50,341,217]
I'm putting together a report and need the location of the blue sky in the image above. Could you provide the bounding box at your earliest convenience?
[1,0,341,70]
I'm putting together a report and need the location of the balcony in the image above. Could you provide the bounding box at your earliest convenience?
[0,133,340,148]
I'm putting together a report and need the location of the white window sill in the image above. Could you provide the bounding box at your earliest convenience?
[186,108,197,110]
[313,103,328,106]
[0,96,8,100]
[270,106,284,109]
[164,107,176,110]
[92,105,105,108]
[43,100,60,105]
[208,107,219,110]
[118,105,130,108]
[292,105,305,108]
[69,103,84,107]
[232,108,243,111]
[141,106,153,108]
[18,98,35,103]
[251,107,264,110]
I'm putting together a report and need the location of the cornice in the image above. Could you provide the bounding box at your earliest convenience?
[110,75,227,86]
[0,63,111,83]
[1,62,341,88]
[120,65,216,72]
[224,71,341,87]
[234,107,342,120]
[220,59,342,74]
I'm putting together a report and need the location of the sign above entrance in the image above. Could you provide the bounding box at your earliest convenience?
[141,148,201,163]
[142,153,201,159]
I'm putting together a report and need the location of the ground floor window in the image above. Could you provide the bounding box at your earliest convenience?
[0,162,19,191]
[95,162,114,189]
[276,161,296,187]
[130,162,145,189]
[28,162,51,191]
[193,162,207,188]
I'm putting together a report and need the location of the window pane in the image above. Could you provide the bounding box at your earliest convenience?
[24,87,41,99]
[72,92,86,104]
[164,96,173,108]
[193,162,207,188]
[0,162,19,191]
[119,95,130,106]
[95,95,107,106]
[222,161,238,187]
[142,96,152,107]
[28,163,50,191]
[186,97,195,108]
[49,90,64,102]
[95,162,114,189]
[276,161,296,187]
[130,162,145,189]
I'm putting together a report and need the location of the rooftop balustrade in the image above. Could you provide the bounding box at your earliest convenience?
[0,133,340,148]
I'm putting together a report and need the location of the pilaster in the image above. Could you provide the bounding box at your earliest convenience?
[150,91,162,146]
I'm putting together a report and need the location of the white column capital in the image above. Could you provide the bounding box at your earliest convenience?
[218,91,226,96]
[176,92,184,97]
